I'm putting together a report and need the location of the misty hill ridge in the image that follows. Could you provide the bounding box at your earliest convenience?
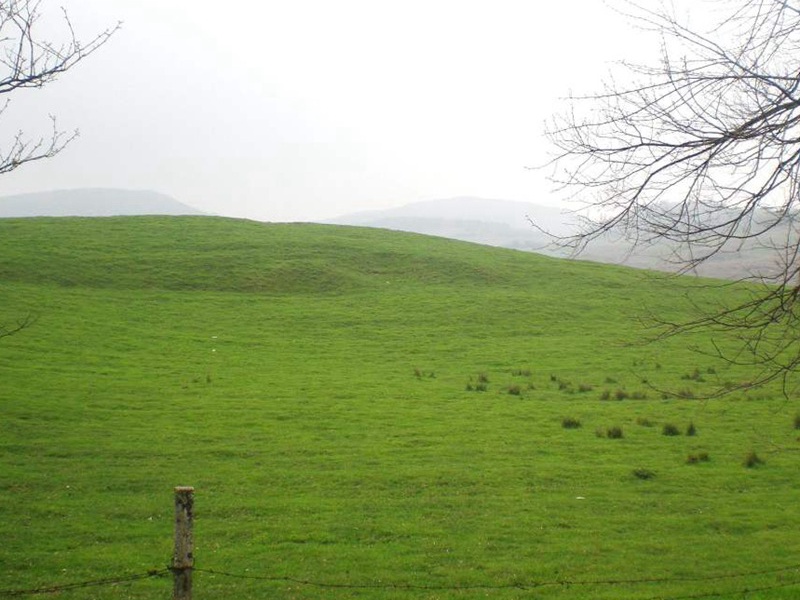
[329,196,784,280]
[0,188,203,217]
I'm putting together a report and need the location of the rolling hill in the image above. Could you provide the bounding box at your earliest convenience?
[0,188,203,217]
[0,216,795,600]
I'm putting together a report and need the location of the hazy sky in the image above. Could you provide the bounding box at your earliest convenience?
[3,1,653,222]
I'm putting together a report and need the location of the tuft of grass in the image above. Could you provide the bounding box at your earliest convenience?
[793,414,800,430]
[614,389,629,401]
[632,468,655,480]
[606,426,624,439]
[562,417,582,429]
[578,383,593,393]
[681,368,705,382]
[511,369,531,377]
[635,417,654,427]
[686,422,697,436]
[743,451,765,468]
[507,385,522,396]
[686,452,710,465]
[662,423,681,436]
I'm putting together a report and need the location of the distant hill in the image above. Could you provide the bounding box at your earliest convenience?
[0,188,204,217]
[326,196,576,254]
[328,196,786,280]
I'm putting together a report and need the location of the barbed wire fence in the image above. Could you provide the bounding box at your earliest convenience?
[1,487,798,599]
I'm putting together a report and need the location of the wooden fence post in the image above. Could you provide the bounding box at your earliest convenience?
[172,486,195,600]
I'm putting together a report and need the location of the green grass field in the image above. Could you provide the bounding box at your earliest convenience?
[0,216,798,599]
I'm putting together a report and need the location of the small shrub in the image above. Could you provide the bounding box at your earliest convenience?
[662,423,681,436]
[793,414,800,430]
[578,383,593,393]
[465,383,474,391]
[507,385,522,396]
[632,468,655,480]
[562,417,582,429]
[743,451,764,468]
[614,389,629,401]
[707,366,716,375]
[686,422,697,436]
[606,426,624,439]
[550,374,557,382]
[636,417,654,427]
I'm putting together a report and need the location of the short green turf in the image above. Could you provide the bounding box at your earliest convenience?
[0,216,798,599]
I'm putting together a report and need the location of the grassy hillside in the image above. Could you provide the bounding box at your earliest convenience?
[0,217,797,599]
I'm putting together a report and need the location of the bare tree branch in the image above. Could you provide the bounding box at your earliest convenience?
[546,0,800,394]
[0,1,118,338]
[0,0,120,175]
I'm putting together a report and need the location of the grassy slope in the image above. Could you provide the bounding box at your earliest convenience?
[0,216,797,599]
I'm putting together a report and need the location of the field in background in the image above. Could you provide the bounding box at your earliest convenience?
[0,216,798,599]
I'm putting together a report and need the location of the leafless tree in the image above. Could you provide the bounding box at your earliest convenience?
[0,0,119,174]
[0,1,118,336]
[546,0,800,393]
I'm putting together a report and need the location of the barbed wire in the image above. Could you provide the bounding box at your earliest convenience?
[3,561,798,598]
[0,568,170,597]
[195,561,800,593]
[639,578,800,600]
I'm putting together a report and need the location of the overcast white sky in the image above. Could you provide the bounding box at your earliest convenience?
[2,0,655,222]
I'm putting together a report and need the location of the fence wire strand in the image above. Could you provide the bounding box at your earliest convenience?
[194,562,800,595]
[3,562,799,598]
[0,568,170,597]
